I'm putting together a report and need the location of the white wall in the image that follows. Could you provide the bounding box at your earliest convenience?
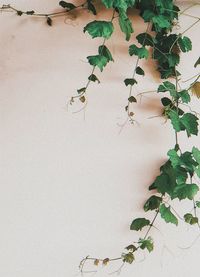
[0,1,200,276]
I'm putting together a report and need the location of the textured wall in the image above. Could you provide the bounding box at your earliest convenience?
[0,1,200,276]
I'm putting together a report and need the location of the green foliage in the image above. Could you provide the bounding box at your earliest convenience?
[144,195,162,212]
[122,252,135,264]
[118,12,134,41]
[159,204,178,225]
[130,218,150,231]
[129,44,149,59]
[87,55,108,71]
[124,78,137,86]
[136,66,145,76]
[178,36,192,52]
[59,1,76,10]
[84,21,114,39]
[184,213,199,225]
[139,237,154,252]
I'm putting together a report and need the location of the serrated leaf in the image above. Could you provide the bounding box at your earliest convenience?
[88,74,100,83]
[159,204,178,225]
[144,195,162,212]
[122,252,135,264]
[157,81,176,96]
[139,237,154,252]
[172,183,199,200]
[184,213,198,225]
[87,55,108,71]
[118,12,133,41]
[136,66,145,76]
[152,15,171,31]
[124,78,137,86]
[178,36,192,52]
[98,45,113,62]
[129,44,148,59]
[168,110,183,132]
[181,113,199,137]
[84,20,114,39]
[167,149,181,167]
[59,1,76,10]
[192,147,200,164]
[179,90,191,103]
[136,33,154,47]
[130,218,150,231]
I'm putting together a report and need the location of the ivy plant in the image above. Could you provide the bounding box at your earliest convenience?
[1,0,200,274]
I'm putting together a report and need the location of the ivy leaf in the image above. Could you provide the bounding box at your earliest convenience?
[139,237,154,252]
[157,81,176,96]
[168,110,184,132]
[98,45,114,62]
[122,252,135,264]
[196,201,200,208]
[124,78,137,86]
[77,87,86,94]
[118,12,134,41]
[179,90,191,103]
[161,97,172,106]
[184,213,199,225]
[181,113,199,137]
[136,66,145,76]
[178,36,192,52]
[172,183,199,200]
[128,96,137,103]
[87,55,108,71]
[167,149,181,168]
[142,10,155,22]
[59,1,76,10]
[194,57,200,68]
[192,147,200,164]
[129,44,148,59]
[152,15,171,31]
[84,21,114,39]
[130,218,150,231]
[136,33,154,47]
[126,244,137,252]
[159,204,178,225]
[144,195,162,212]
[88,74,100,83]
[101,0,113,8]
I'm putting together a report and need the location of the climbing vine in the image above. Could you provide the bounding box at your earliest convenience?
[1,0,200,274]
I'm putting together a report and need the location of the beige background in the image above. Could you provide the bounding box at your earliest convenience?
[0,1,200,276]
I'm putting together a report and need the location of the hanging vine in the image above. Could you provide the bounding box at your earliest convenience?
[1,0,200,275]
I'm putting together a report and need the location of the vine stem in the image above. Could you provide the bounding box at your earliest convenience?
[0,3,87,18]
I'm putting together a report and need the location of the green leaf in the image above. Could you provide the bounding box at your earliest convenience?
[157,81,176,97]
[59,1,76,10]
[192,147,200,164]
[144,195,162,212]
[77,87,86,94]
[126,244,137,252]
[142,10,155,22]
[172,183,199,200]
[168,110,183,132]
[88,74,100,83]
[124,78,137,86]
[118,12,134,41]
[167,149,181,168]
[136,33,154,47]
[139,237,154,252]
[129,44,148,59]
[194,57,200,68]
[152,15,171,31]
[178,36,192,52]
[161,97,172,107]
[122,252,135,264]
[130,218,150,231]
[101,0,113,8]
[128,96,137,103]
[179,90,191,103]
[196,201,200,208]
[159,204,178,225]
[87,0,97,15]
[136,66,145,76]
[181,113,198,137]
[98,45,114,62]
[87,55,108,71]
[84,21,114,39]
[184,213,198,225]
